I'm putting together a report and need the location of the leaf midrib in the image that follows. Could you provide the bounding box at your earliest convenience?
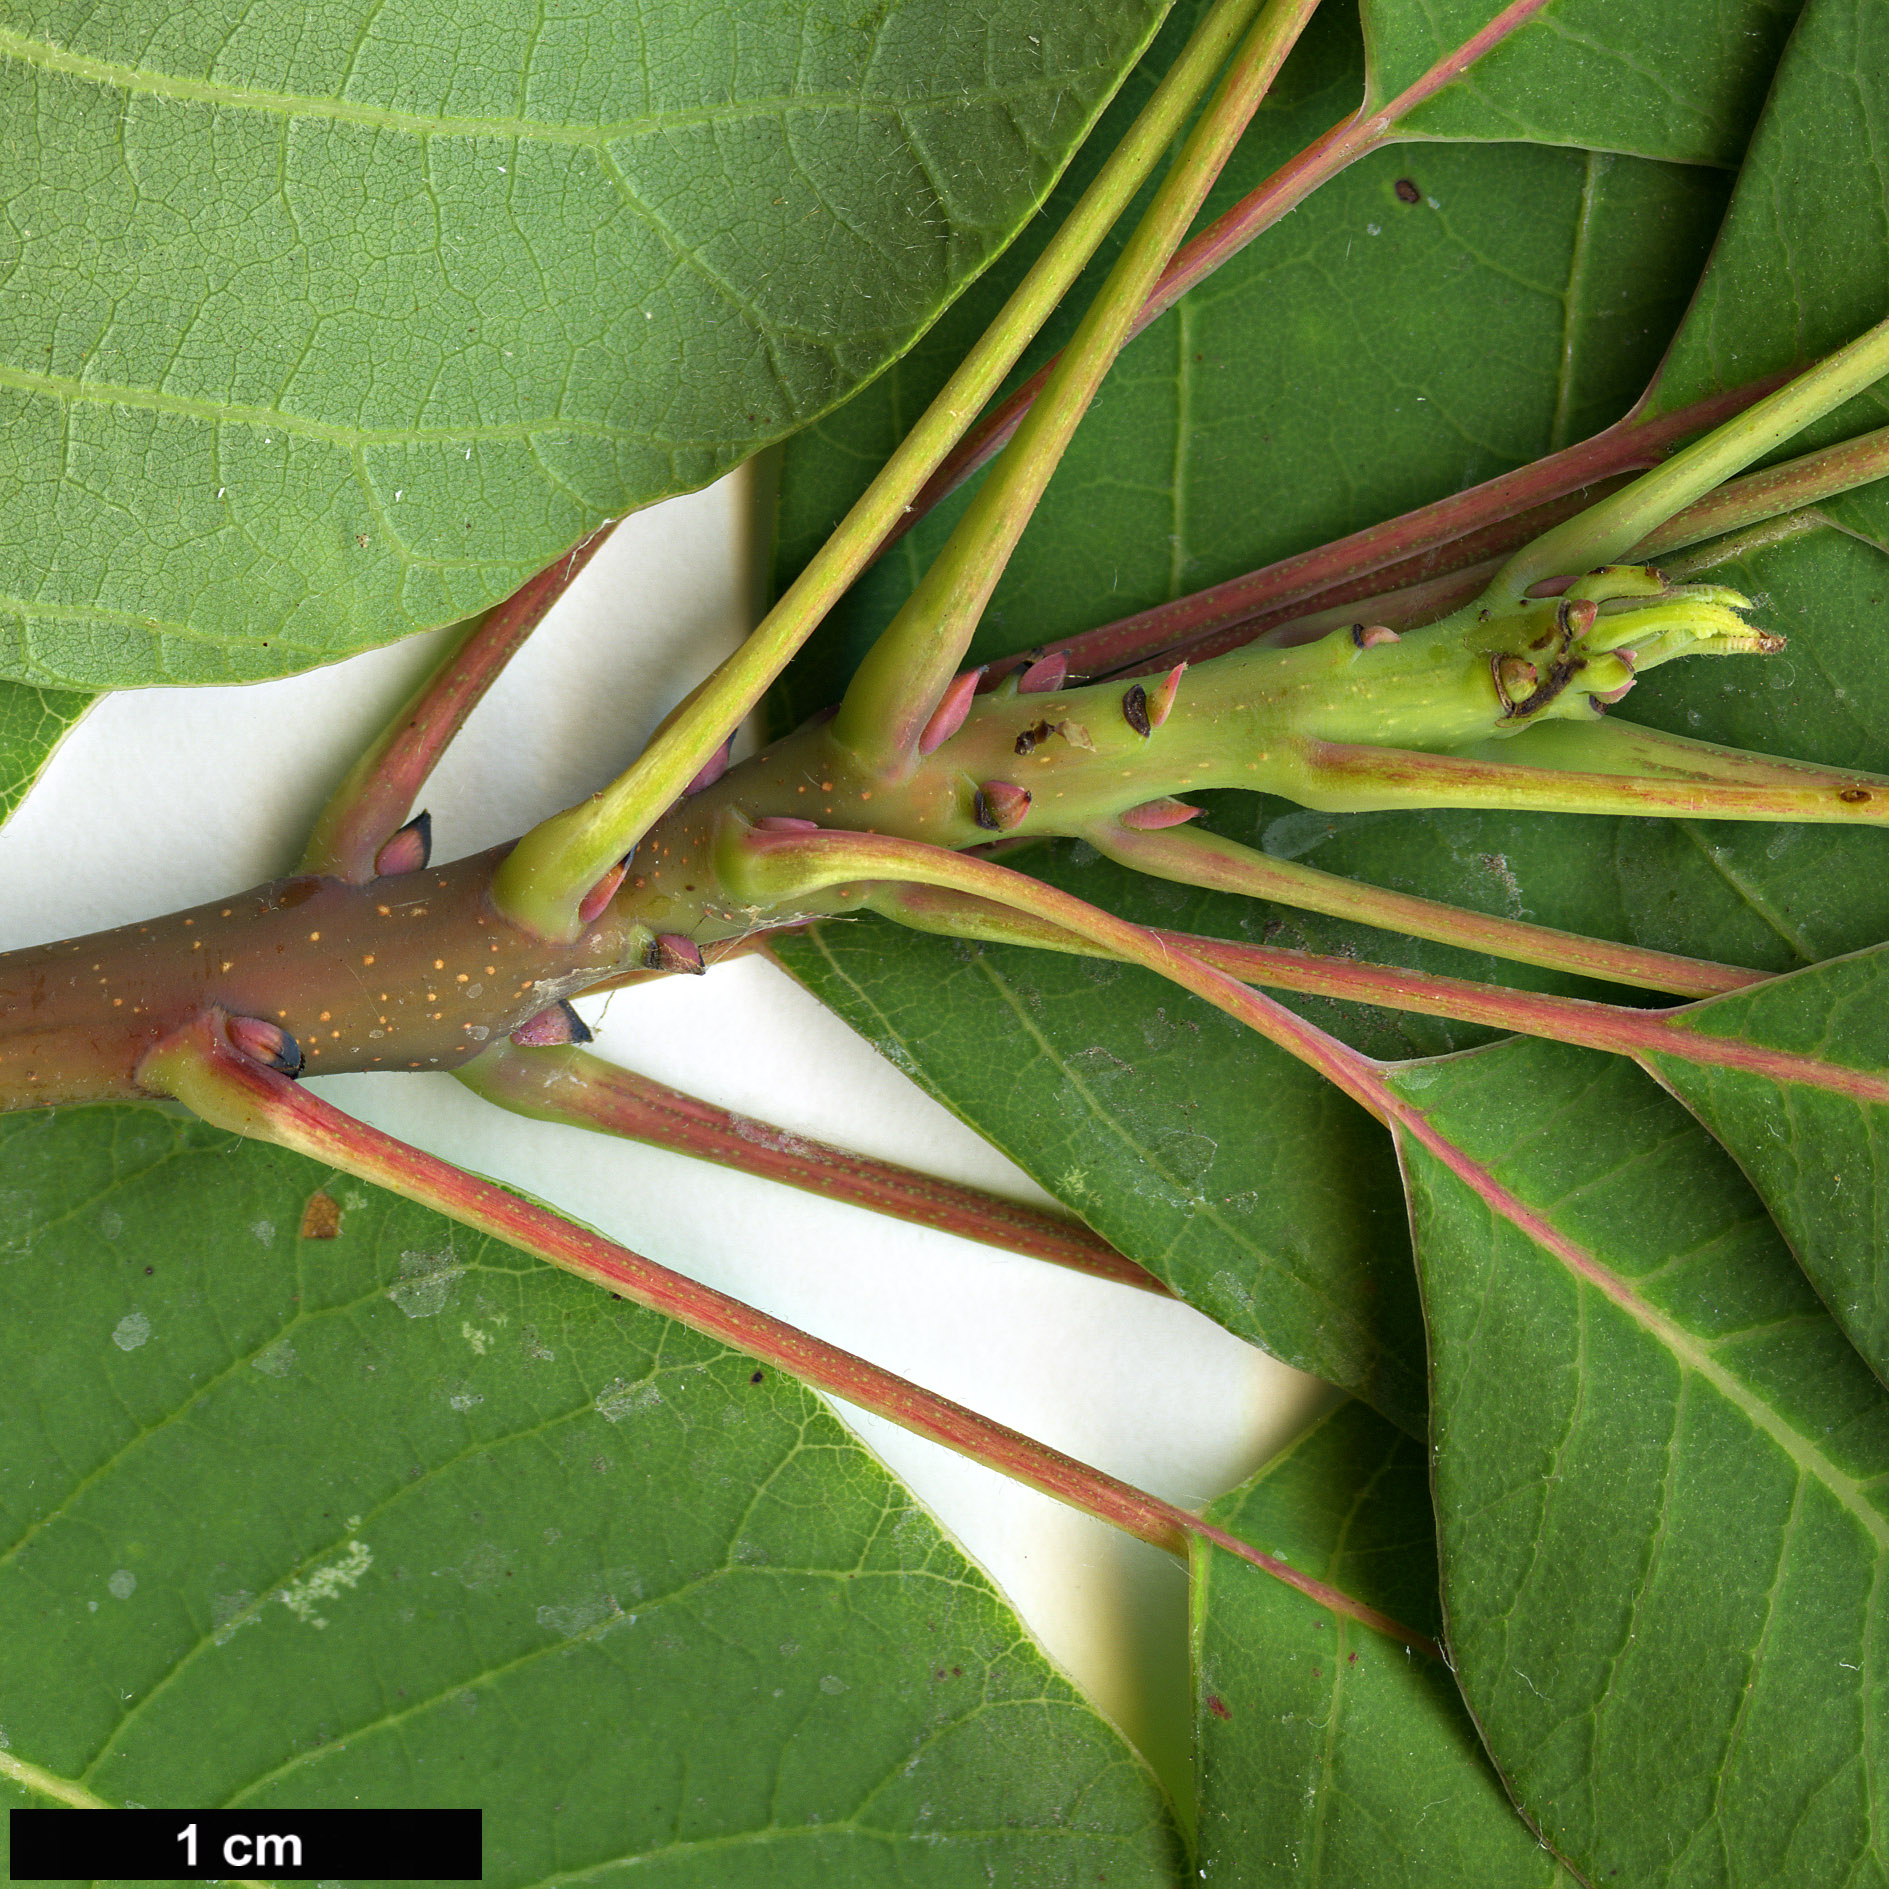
[1397,1099,1889,1552]
[0,28,1084,146]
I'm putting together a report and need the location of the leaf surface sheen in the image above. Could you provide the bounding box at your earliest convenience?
[0,1104,1185,1887]
[0,0,1171,688]
[1192,1399,1573,1886]
[1389,1038,1889,1888]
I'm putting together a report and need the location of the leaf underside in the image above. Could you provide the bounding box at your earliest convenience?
[0,1106,1184,1887]
[0,0,1170,689]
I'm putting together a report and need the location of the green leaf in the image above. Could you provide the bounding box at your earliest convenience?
[1389,1038,1889,1885]
[1648,0,1889,427]
[774,906,1428,1429]
[0,681,87,826]
[0,1103,1185,1885]
[0,0,1170,689]
[1640,945,1889,1387]
[1192,1399,1574,1885]
[1364,0,1803,164]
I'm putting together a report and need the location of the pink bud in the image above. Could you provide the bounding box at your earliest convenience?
[685,737,734,795]
[1018,652,1068,695]
[576,858,628,924]
[1119,798,1202,830]
[1148,661,1188,725]
[756,815,820,833]
[1350,625,1400,650]
[511,1000,592,1047]
[373,810,432,878]
[645,932,706,975]
[227,1014,304,1076]
[918,669,985,755]
[973,781,1031,831]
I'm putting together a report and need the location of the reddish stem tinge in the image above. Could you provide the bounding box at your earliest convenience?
[462,1040,1166,1293]
[148,1011,1435,1653]
[1009,379,1782,683]
[303,521,620,881]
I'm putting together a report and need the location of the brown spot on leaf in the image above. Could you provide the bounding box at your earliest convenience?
[299,1191,342,1239]
[1206,1693,1232,1721]
[1841,787,1872,804]
[1394,177,1421,204]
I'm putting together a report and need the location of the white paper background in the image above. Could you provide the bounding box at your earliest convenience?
[0,466,1335,1801]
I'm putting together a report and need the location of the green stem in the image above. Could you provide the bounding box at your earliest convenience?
[457,1038,1165,1293]
[489,0,1308,941]
[885,0,1559,546]
[833,0,1322,769]
[1296,719,1889,823]
[1078,822,1759,995]
[1496,316,1889,597]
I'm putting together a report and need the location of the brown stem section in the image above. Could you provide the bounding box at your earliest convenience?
[144,1009,1436,1654]
[876,0,1558,554]
[302,522,619,881]
[460,1039,1165,1293]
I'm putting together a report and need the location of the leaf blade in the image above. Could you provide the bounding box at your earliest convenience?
[0,0,1171,687]
[0,1102,1185,1886]
[1389,1039,1889,1885]
[1193,1399,1575,1886]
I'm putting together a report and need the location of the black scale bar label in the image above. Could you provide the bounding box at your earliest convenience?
[9,1807,481,1881]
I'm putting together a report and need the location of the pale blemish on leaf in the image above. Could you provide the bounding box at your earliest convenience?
[249,1219,276,1247]
[211,1590,258,1646]
[252,1339,297,1377]
[276,1532,372,1628]
[460,1320,491,1356]
[111,1311,150,1351]
[107,1569,136,1600]
[535,1590,628,1639]
[594,1376,662,1422]
[388,1246,463,1318]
